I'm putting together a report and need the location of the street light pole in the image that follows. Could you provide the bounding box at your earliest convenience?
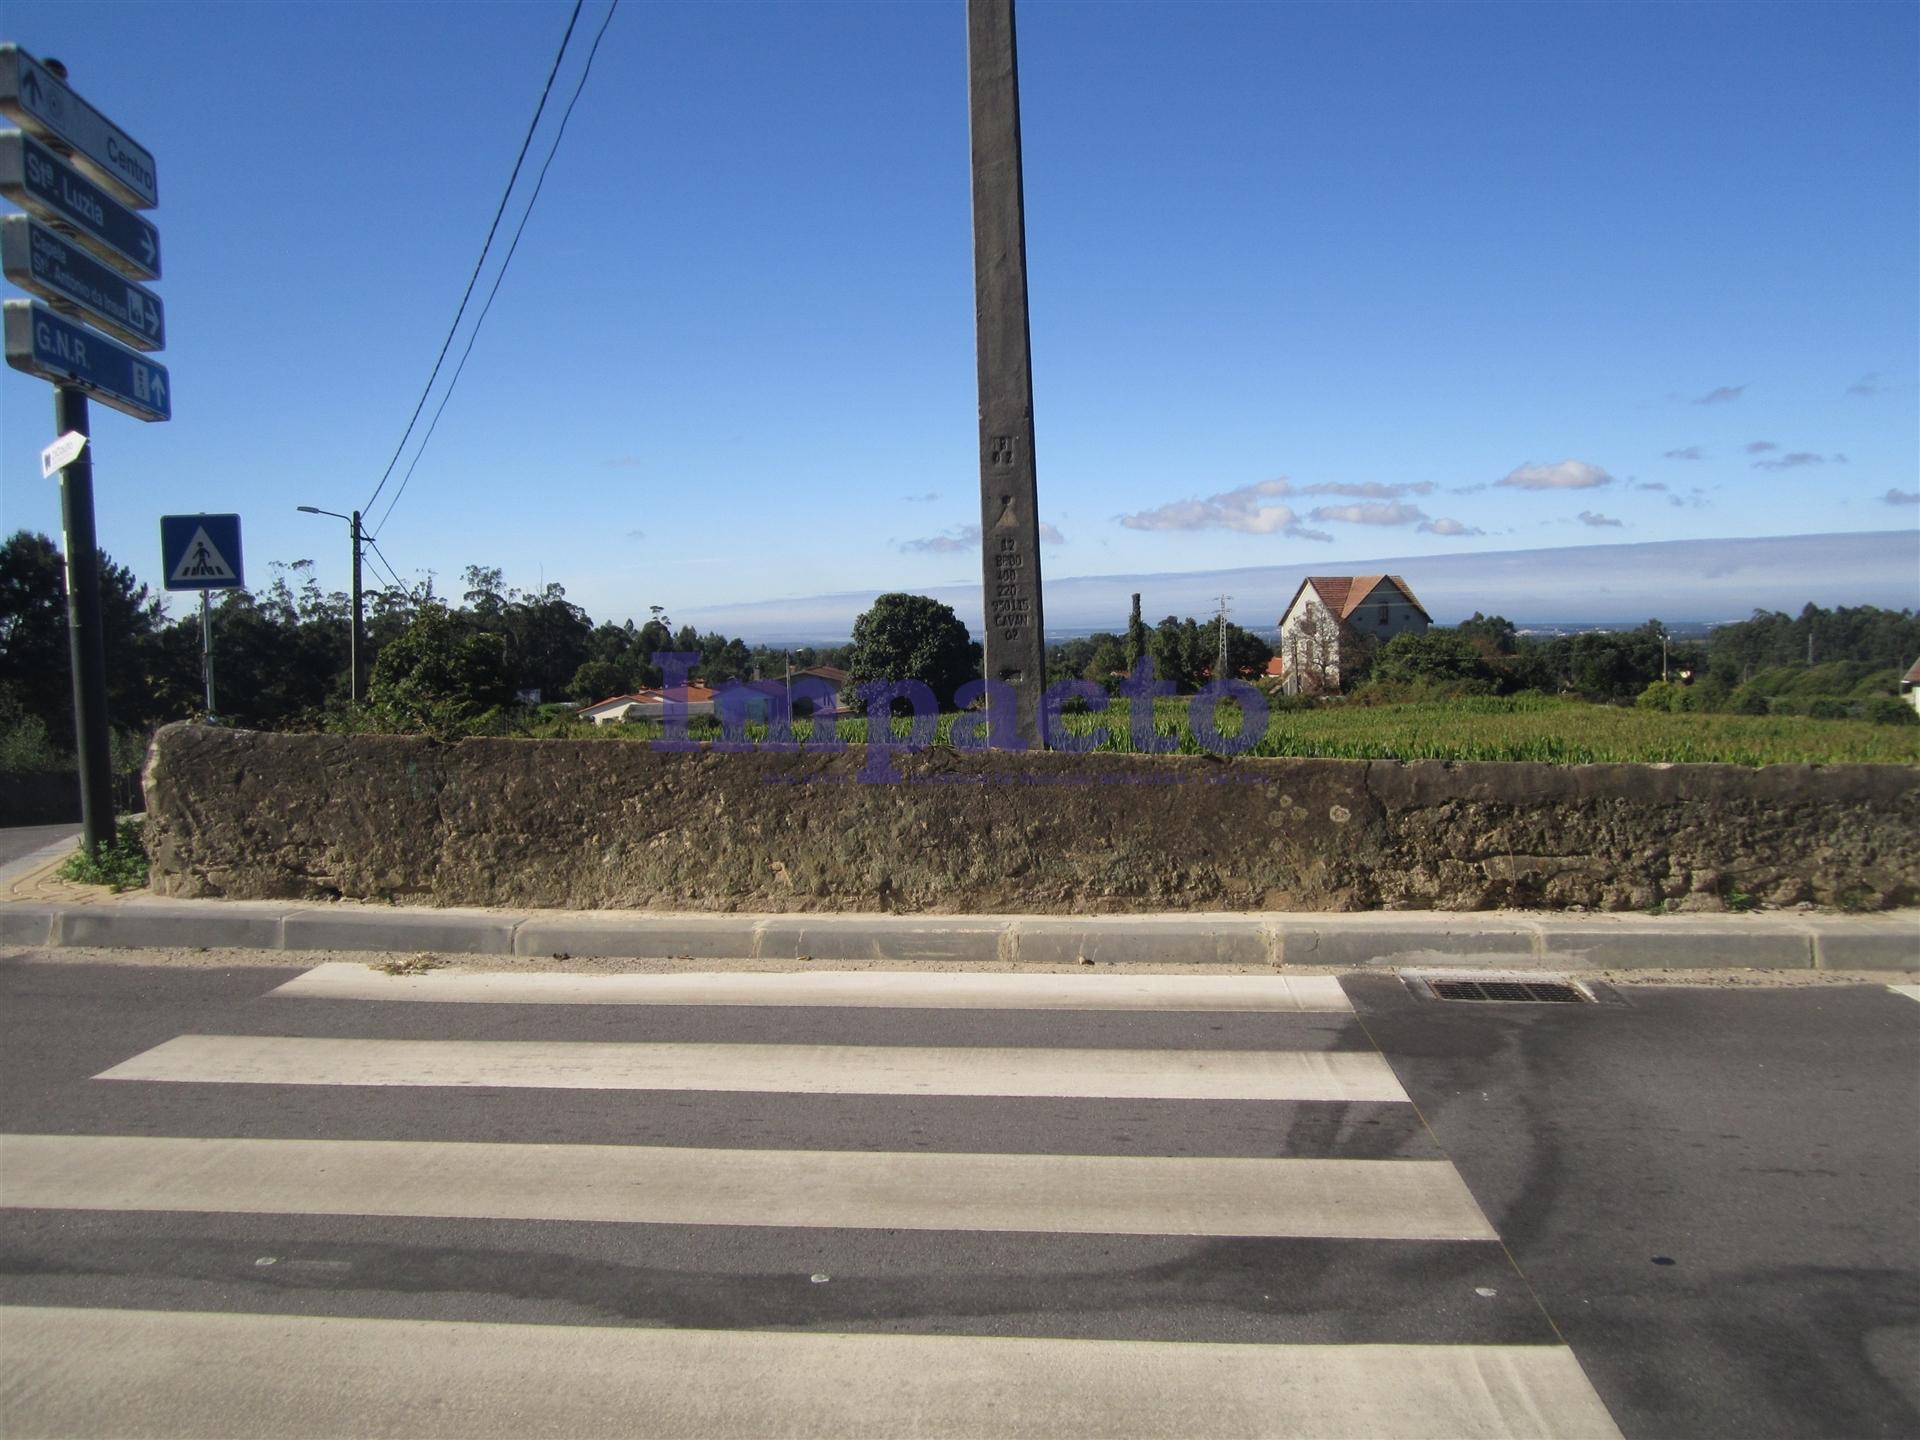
[297,506,366,703]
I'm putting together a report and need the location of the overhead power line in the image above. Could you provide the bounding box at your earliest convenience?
[360,0,587,521]
[371,0,619,541]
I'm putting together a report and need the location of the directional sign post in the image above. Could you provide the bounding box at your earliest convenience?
[0,44,157,209]
[1,214,162,348]
[5,298,169,419]
[0,49,167,855]
[40,428,84,476]
[162,514,243,719]
[0,130,160,279]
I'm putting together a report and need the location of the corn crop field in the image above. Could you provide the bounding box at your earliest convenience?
[531,693,1919,767]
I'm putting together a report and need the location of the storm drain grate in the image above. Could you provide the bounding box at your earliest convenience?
[1429,979,1589,1004]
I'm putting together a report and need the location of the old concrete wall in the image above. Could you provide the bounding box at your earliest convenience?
[142,723,1919,913]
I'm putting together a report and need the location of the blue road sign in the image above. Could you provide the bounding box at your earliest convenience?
[0,130,160,280]
[3,298,171,421]
[0,45,157,209]
[161,514,243,592]
[0,215,163,350]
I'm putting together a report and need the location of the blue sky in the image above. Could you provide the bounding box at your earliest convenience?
[2,0,1914,635]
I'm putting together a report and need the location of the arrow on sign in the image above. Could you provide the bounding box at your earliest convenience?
[40,430,85,477]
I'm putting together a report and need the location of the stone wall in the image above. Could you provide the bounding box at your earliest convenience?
[142,723,1919,913]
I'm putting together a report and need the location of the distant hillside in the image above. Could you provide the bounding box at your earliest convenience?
[679,530,1919,643]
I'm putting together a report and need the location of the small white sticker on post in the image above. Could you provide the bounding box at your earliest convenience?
[41,430,86,478]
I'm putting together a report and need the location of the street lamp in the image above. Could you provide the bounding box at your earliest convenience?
[296,506,365,703]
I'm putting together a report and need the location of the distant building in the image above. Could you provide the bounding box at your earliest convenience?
[1902,659,1920,714]
[575,686,716,725]
[1277,575,1431,694]
[790,665,852,716]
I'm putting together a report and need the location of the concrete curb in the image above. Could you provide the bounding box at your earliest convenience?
[1,897,1913,971]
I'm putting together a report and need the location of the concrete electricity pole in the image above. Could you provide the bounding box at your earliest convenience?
[968,0,1048,747]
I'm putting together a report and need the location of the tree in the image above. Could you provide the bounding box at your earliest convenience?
[1124,593,1149,670]
[1368,630,1498,692]
[367,602,513,735]
[503,582,591,699]
[0,530,167,749]
[568,658,629,702]
[1220,622,1272,679]
[845,593,976,709]
[1456,612,1518,658]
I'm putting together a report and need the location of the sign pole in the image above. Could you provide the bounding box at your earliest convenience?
[200,588,215,717]
[53,383,115,854]
[968,0,1049,747]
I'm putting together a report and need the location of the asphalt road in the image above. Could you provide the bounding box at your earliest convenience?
[0,824,77,869]
[0,953,1913,1437]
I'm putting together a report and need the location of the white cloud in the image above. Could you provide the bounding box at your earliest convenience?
[1418,517,1485,537]
[1884,489,1920,506]
[1663,447,1705,461]
[1693,385,1746,405]
[1578,510,1624,527]
[1753,452,1844,472]
[900,522,1063,553]
[1298,480,1438,498]
[1744,440,1777,454]
[1498,460,1615,491]
[899,525,978,553]
[903,491,940,503]
[1117,479,1316,535]
[1308,501,1429,526]
[1847,374,1882,398]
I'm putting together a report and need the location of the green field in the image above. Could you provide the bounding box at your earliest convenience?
[530,693,1919,767]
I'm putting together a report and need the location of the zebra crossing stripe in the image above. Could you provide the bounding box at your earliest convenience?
[1889,984,1920,1003]
[0,1306,1623,1439]
[95,1034,1411,1102]
[0,1133,1498,1239]
[269,963,1357,1012]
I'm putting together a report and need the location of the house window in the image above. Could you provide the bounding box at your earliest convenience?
[1378,604,1389,626]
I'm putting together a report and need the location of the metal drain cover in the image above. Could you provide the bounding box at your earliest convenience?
[1429,978,1587,1004]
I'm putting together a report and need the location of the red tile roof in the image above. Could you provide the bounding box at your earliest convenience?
[1282,575,1432,624]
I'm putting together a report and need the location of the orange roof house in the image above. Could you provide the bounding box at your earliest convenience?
[1275,575,1431,694]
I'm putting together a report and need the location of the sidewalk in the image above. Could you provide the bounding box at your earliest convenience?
[2,832,1913,971]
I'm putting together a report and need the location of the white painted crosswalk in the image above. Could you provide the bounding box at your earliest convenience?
[1,1133,1498,1239]
[270,962,1357,1011]
[96,1032,1411,1101]
[0,1306,1624,1440]
[0,965,1623,1438]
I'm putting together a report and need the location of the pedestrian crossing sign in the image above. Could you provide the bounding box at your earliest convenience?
[160,512,243,591]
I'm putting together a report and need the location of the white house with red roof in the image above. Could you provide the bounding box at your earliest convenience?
[1277,575,1431,694]
[575,685,716,725]
[1902,658,1920,714]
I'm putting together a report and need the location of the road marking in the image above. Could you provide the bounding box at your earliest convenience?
[0,1133,1497,1239]
[269,963,1356,1012]
[0,1307,1620,1438]
[96,1034,1409,1102]
[1889,984,1920,1004]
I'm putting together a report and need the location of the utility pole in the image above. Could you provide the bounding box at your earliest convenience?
[297,505,366,702]
[1215,594,1232,680]
[350,510,364,702]
[969,0,1048,746]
